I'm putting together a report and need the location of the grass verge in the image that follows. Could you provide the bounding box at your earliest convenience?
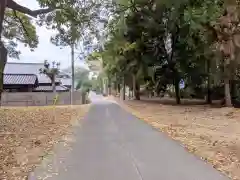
[0,105,89,180]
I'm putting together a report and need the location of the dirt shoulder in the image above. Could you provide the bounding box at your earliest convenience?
[112,97,240,180]
[0,105,89,180]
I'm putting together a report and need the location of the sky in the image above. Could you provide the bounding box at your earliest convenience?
[9,0,89,70]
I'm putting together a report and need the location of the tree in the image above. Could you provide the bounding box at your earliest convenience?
[90,0,239,106]
[74,67,91,91]
[63,66,90,82]
[47,0,102,102]
[40,60,60,93]
[0,0,106,103]
[0,0,54,101]
[183,0,225,104]
[213,0,240,106]
[78,79,92,93]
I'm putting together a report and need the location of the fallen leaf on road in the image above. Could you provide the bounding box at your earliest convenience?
[113,97,240,180]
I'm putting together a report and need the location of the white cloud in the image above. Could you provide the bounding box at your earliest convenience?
[9,0,89,70]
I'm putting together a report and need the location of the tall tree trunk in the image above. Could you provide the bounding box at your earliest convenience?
[0,0,6,36]
[0,43,7,105]
[128,86,131,99]
[230,79,236,105]
[132,74,136,98]
[206,59,212,104]
[117,83,120,95]
[135,82,140,100]
[0,1,7,105]
[122,76,126,100]
[224,77,232,107]
[108,77,111,95]
[113,82,117,96]
[132,74,140,100]
[103,77,108,95]
[206,78,212,104]
[174,77,181,104]
[223,58,232,106]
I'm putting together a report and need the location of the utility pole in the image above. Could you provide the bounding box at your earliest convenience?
[70,43,75,105]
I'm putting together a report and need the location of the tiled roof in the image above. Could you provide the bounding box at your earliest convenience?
[34,85,69,92]
[4,74,38,85]
[4,62,61,84]
[61,78,72,86]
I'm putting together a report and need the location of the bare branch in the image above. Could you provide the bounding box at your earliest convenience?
[6,0,54,18]
[3,18,11,24]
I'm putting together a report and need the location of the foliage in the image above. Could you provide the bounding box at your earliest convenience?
[3,10,38,58]
[71,67,92,92]
[39,60,60,92]
[1,0,106,58]
[63,66,96,93]
[91,76,102,92]
[0,0,108,101]
[43,0,103,47]
[88,0,240,106]
[79,79,92,92]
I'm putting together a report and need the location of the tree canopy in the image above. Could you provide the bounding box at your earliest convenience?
[3,0,240,107]
[87,0,240,107]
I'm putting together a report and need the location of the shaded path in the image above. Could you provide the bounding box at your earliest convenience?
[32,94,229,180]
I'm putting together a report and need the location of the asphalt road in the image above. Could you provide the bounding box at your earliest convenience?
[32,92,229,180]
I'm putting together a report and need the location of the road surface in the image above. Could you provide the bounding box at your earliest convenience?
[31,92,229,180]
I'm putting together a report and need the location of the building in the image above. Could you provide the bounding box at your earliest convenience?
[3,62,71,92]
[57,71,72,89]
[3,74,39,92]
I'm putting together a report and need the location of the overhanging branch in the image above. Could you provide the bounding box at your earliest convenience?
[13,10,31,41]
[6,0,54,17]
